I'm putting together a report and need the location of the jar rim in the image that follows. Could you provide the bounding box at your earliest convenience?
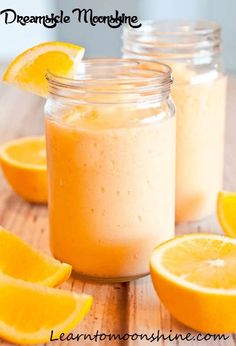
[46,58,173,104]
[124,20,221,36]
[123,20,222,60]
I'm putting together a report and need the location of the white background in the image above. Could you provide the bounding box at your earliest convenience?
[0,0,236,72]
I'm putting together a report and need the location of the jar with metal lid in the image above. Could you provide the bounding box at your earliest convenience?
[123,21,227,223]
[45,58,175,282]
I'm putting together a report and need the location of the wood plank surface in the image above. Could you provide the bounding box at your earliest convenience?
[0,65,235,345]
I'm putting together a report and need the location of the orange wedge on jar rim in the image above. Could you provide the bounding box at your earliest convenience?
[2,41,85,97]
[217,191,236,237]
[0,226,71,286]
[150,233,236,333]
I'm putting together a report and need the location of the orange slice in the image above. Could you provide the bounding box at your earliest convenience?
[150,233,236,333]
[0,136,47,203]
[217,191,236,237]
[2,41,85,97]
[0,274,92,344]
[0,226,71,286]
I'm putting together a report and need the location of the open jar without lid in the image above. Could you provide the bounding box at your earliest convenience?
[45,58,176,282]
[123,21,227,223]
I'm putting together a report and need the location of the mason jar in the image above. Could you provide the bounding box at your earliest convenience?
[123,21,227,223]
[45,59,176,282]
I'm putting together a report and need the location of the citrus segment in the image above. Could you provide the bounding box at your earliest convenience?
[0,275,92,344]
[0,226,71,286]
[2,42,85,97]
[217,191,236,237]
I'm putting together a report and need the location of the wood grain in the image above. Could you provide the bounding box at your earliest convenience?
[0,66,235,345]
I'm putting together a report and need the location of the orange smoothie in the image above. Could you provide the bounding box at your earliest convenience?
[174,75,227,222]
[46,107,175,280]
[122,21,227,223]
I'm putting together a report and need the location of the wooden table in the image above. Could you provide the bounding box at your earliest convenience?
[0,67,236,345]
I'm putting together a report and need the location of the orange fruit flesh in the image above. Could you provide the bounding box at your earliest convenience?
[3,41,85,97]
[0,275,92,344]
[14,51,74,96]
[150,234,236,333]
[0,137,48,203]
[4,139,46,166]
[162,237,236,289]
[217,191,236,237]
[0,227,71,286]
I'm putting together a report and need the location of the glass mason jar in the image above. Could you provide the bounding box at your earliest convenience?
[45,59,176,282]
[123,21,227,223]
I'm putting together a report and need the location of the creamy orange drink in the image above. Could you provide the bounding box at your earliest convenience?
[123,21,227,222]
[173,73,226,222]
[45,59,175,281]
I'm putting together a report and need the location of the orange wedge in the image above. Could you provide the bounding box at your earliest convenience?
[0,274,92,344]
[217,191,236,237]
[2,41,85,97]
[150,233,236,333]
[0,136,47,203]
[0,226,71,286]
